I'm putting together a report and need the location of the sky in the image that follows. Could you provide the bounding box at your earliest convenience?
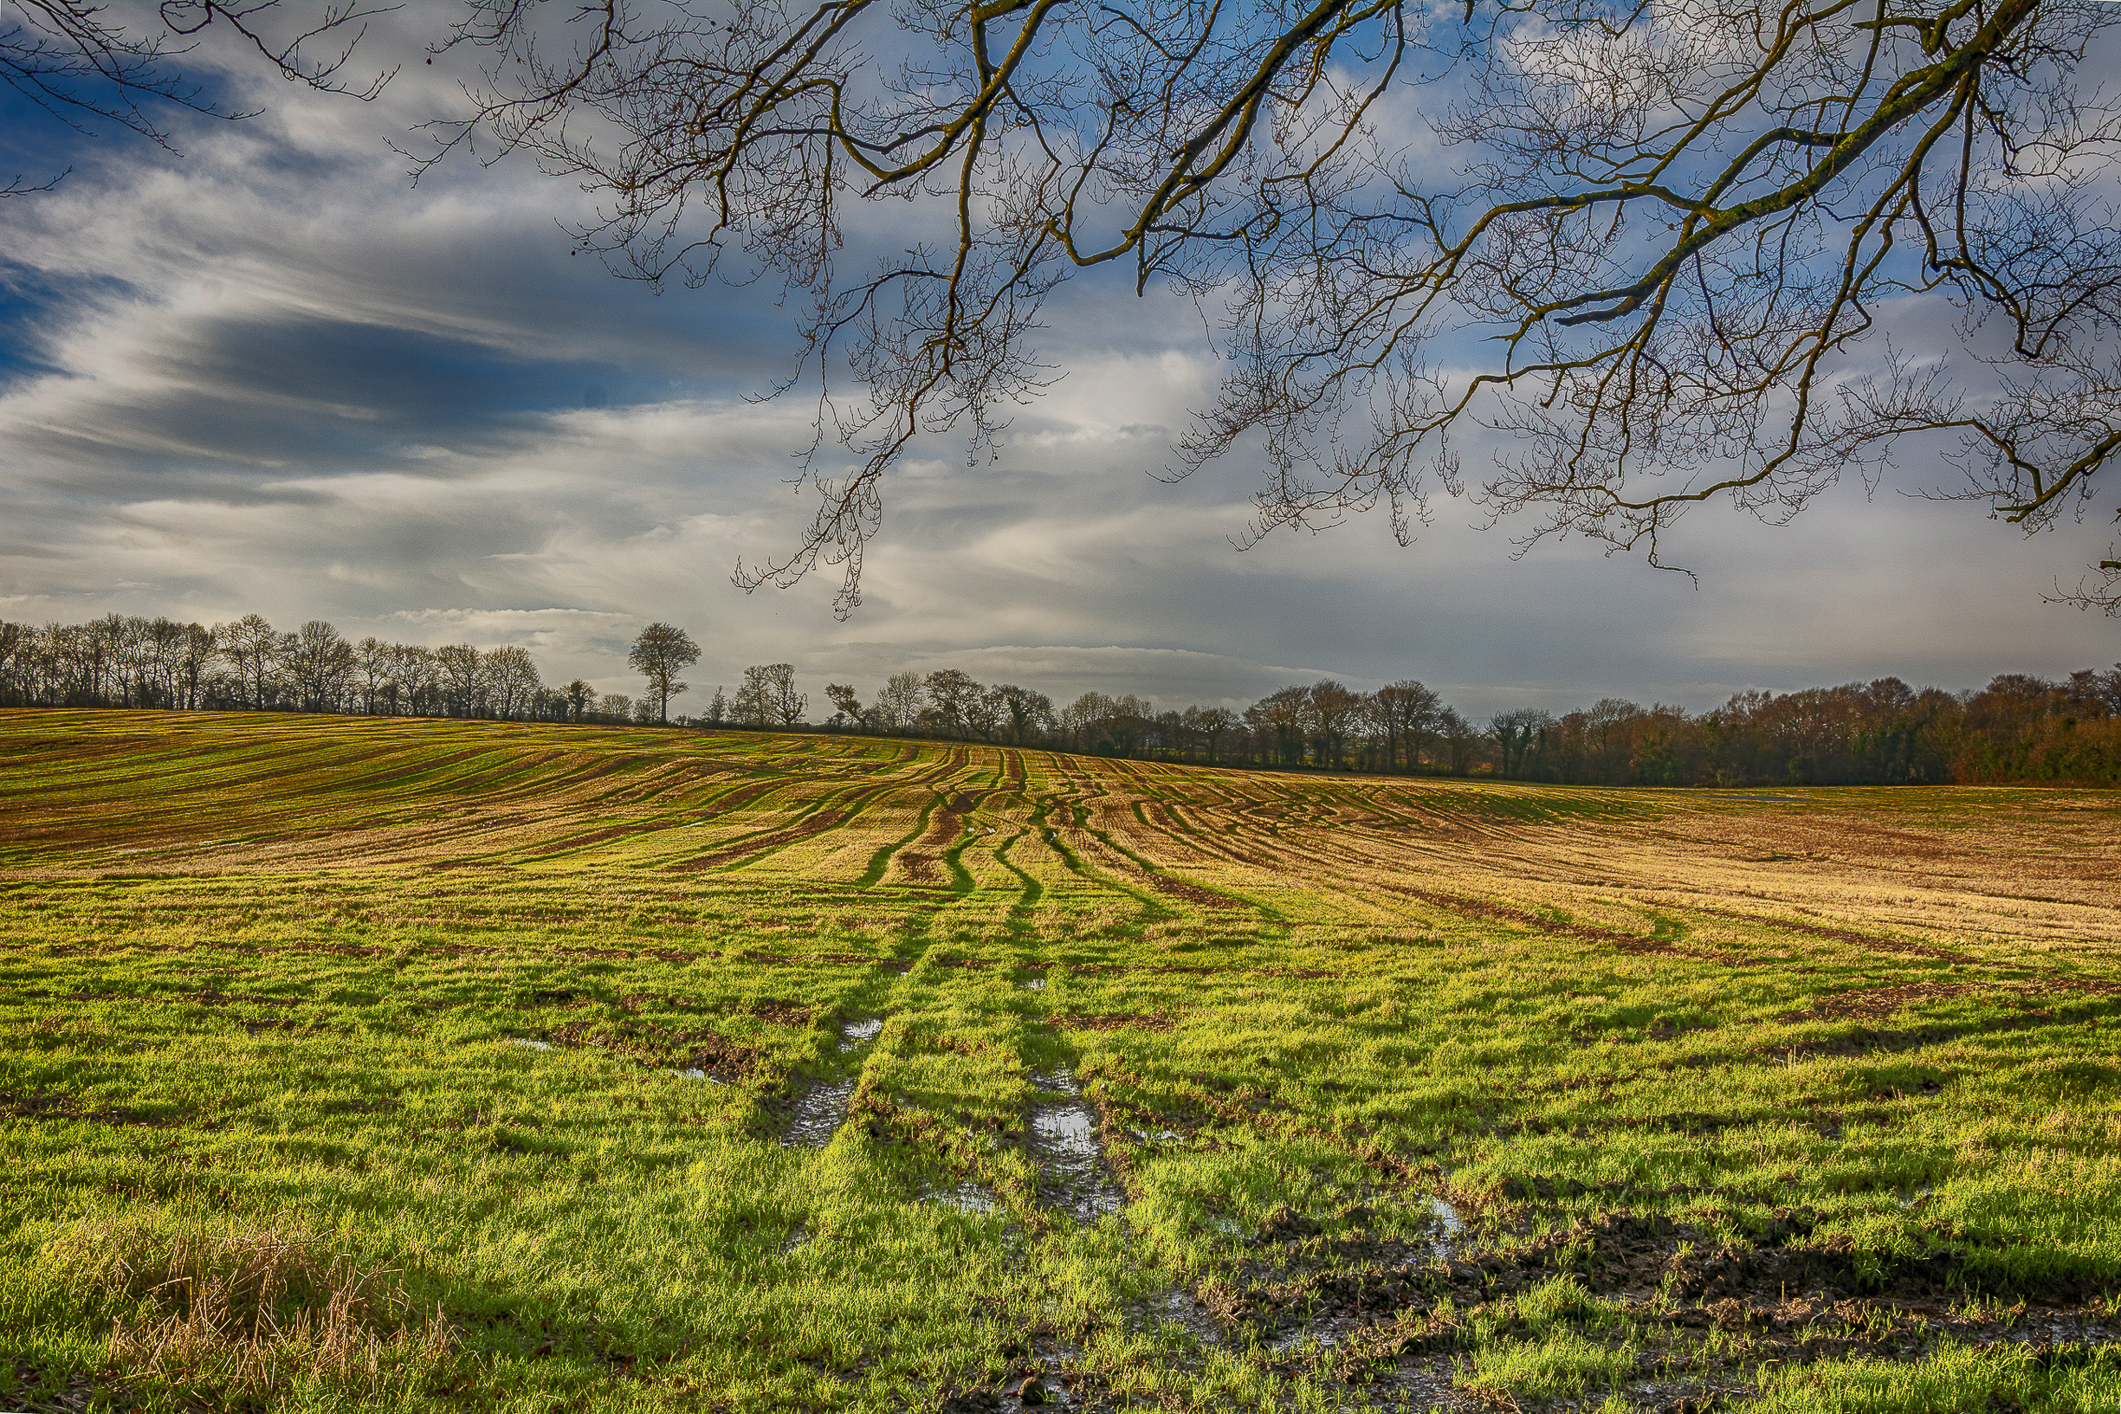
[2,4,2117,720]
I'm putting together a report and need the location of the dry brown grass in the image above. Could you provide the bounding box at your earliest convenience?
[57,1210,458,1404]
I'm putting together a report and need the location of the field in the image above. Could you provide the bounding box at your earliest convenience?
[2,708,2119,1414]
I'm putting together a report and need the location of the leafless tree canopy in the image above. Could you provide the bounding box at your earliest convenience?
[417,0,2121,612]
[23,0,2121,608]
[2,0,392,167]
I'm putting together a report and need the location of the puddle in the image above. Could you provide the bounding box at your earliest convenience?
[776,1225,809,1255]
[1429,1195,1466,1258]
[668,1067,723,1082]
[1148,1290,1221,1346]
[1271,1327,1341,1354]
[924,1179,1004,1214]
[781,1018,883,1148]
[1021,977,1046,991]
[1027,1067,1126,1221]
[784,1078,857,1148]
[508,1038,553,1051]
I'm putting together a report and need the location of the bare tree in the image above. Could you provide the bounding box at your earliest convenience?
[286,619,354,711]
[391,643,438,715]
[1184,705,1239,766]
[990,683,1052,745]
[215,613,281,708]
[483,644,542,719]
[5,0,394,164]
[627,622,701,724]
[435,643,483,716]
[732,665,774,727]
[922,669,983,738]
[766,663,807,727]
[402,0,2121,612]
[1307,680,1366,771]
[873,671,925,732]
[1439,707,1483,777]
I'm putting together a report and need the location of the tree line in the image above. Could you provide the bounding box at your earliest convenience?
[4,613,2118,785]
[0,614,692,725]
[796,669,2121,787]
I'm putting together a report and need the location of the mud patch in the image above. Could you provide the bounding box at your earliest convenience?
[1055,1012,1173,1033]
[547,1017,765,1082]
[1781,977,2121,1022]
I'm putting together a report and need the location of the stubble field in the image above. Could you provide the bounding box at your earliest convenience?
[1,708,2118,1413]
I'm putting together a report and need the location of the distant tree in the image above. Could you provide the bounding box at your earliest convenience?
[765,664,807,728]
[1184,706,1239,766]
[215,614,282,709]
[354,637,394,715]
[825,683,865,729]
[483,645,541,719]
[565,679,597,722]
[1306,681,1366,771]
[990,685,1053,746]
[704,684,728,725]
[633,696,660,723]
[963,684,1005,741]
[392,644,439,715]
[524,686,559,720]
[435,644,483,717]
[1489,709,1555,779]
[732,666,773,727]
[172,621,214,710]
[1374,681,1441,773]
[286,620,355,712]
[627,622,700,725]
[600,692,634,723]
[1439,708,1483,777]
[0,621,23,692]
[873,672,924,733]
[922,669,982,738]
[1251,687,1310,768]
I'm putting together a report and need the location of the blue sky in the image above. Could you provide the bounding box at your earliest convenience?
[2,5,2116,717]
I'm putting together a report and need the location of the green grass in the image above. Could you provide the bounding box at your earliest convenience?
[0,708,2117,1411]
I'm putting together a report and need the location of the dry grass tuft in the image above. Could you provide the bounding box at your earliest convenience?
[58,1210,458,1403]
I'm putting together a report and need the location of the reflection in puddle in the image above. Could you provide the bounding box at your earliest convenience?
[669,1067,723,1082]
[509,1038,553,1051]
[781,1018,884,1149]
[1028,1067,1126,1221]
[924,1179,1003,1214]
[1155,1291,1220,1345]
[1020,977,1045,991]
[1271,1327,1339,1355]
[784,1078,857,1149]
[1430,1195,1466,1257]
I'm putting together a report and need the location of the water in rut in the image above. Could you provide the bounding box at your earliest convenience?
[1026,1067,1126,1221]
[782,1017,883,1149]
